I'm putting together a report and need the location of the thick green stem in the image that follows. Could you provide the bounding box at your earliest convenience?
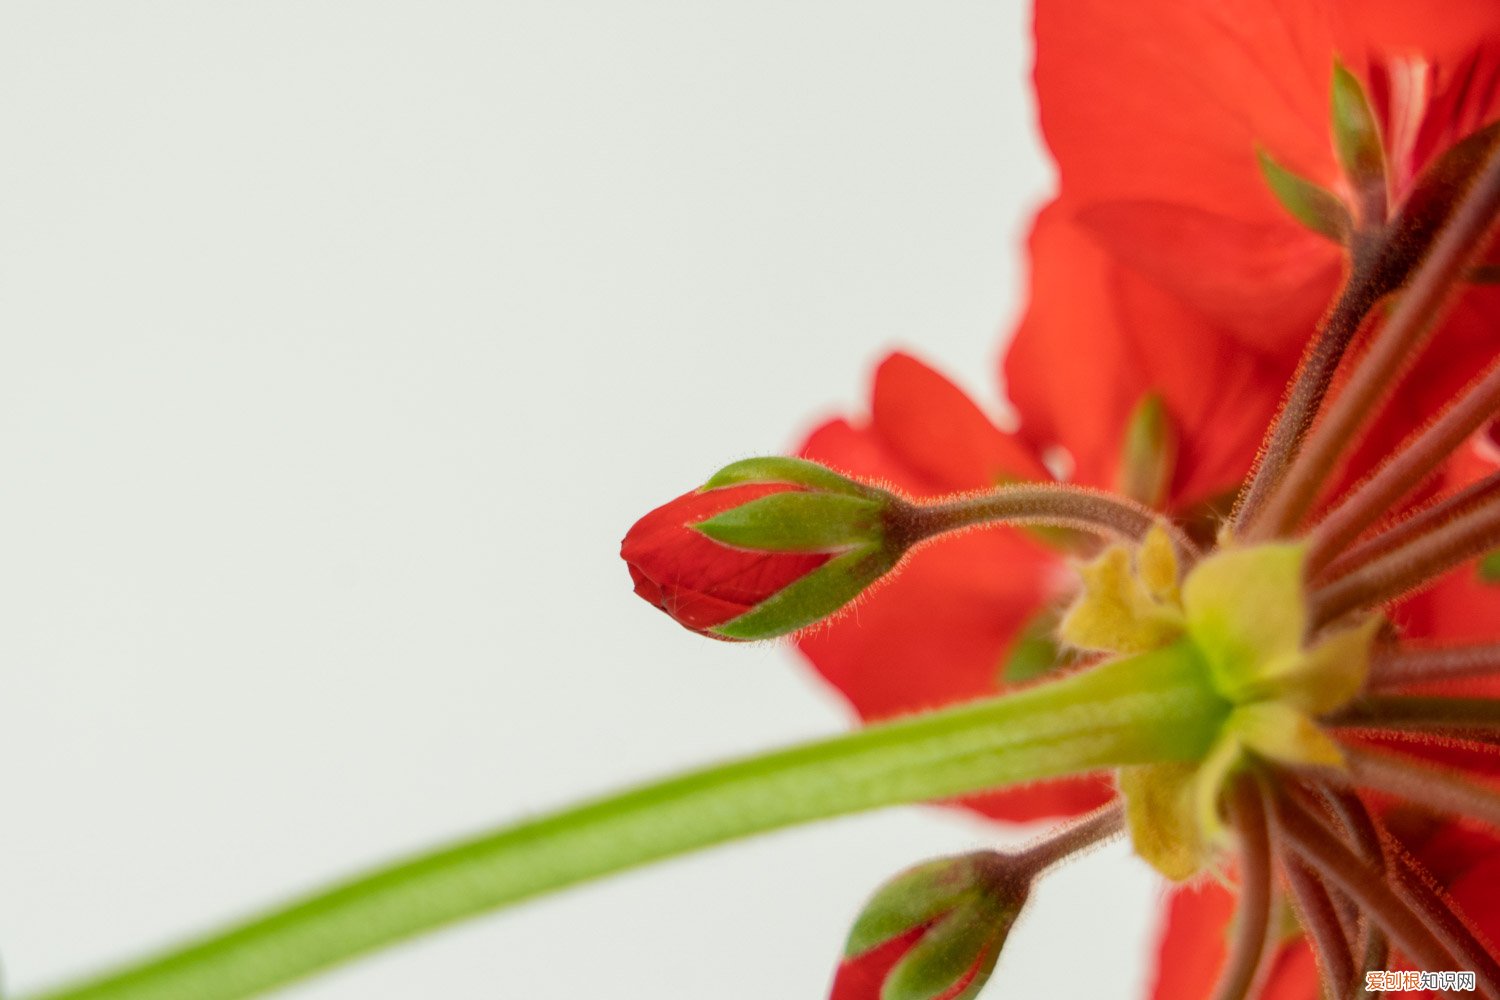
[30,644,1225,1000]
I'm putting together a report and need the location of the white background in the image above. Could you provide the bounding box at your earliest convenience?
[0,3,1165,997]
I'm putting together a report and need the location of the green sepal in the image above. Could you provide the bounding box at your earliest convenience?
[1120,540,1377,881]
[1119,762,1205,882]
[1249,616,1379,715]
[1256,146,1352,243]
[885,901,1012,1000]
[695,492,885,552]
[845,858,975,957]
[1479,547,1500,583]
[1059,526,1184,655]
[1180,542,1377,714]
[1227,702,1344,769]
[1124,702,1344,883]
[1182,543,1307,699]
[1330,60,1387,221]
[1001,611,1067,684]
[1120,729,1245,882]
[711,544,897,639]
[1116,392,1179,508]
[1191,733,1246,847]
[703,456,882,499]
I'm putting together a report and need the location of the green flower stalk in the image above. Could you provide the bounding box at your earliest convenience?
[31,644,1225,1000]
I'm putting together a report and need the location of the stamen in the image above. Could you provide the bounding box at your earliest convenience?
[1208,776,1275,1000]
[1271,789,1495,995]
[1369,640,1500,690]
[1308,358,1500,573]
[1245,139,1500,540]
[1318,471,1500,582]
[1280,854,1356,998]
[1309,491,1500,625]
[1344,745,1500,830]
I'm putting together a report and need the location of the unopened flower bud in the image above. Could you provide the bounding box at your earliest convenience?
[831,851,1030,1000]
[622,457,904,640]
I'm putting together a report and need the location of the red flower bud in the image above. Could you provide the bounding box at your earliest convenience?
[830,851,1029,1000]
[622,482,831,637]
[622,457,905,640]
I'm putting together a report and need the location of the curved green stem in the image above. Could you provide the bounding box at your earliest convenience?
[30,644,1225,1000]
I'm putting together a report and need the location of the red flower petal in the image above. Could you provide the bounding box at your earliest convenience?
[828,926,927,1000]
[870,351,1049,491]
[1351,0,1500,61]
[1076,199,1341,356]
[829,923,987,1000]
[621,484,830,634]
[1147,880,1236,1000]
[1033,0,1500,354]
[1259,939,1322,1000]
[1149,878,1322,1000]
[1033,0,1344,344]
[1004,202,1290,505]
[1035,0,1339,212]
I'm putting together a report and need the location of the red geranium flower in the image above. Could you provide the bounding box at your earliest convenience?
[1025,3,1500,993]
[1032,0,1500,481]
[617,3,1500,997]
[787,1,1500,996]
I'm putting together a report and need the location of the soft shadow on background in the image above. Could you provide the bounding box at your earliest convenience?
[2,3,1161,996]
